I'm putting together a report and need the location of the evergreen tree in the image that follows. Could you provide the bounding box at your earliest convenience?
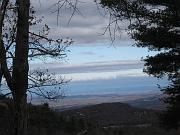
[98,0,180,128]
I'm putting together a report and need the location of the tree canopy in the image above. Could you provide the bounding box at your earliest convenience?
[98,0,180,128]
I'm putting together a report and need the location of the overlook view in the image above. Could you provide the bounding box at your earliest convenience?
[0,0,179,135]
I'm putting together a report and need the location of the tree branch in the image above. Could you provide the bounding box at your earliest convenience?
[0,0,12,90]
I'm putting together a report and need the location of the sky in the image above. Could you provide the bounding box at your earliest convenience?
[29,0,168,96]
[31,0,129,43]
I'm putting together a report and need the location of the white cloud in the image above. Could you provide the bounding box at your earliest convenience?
[30,60,143,72]
[30,0,131,44]
[60,69,147,82]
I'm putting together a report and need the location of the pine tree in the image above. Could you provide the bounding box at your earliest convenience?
[99,0,180,128]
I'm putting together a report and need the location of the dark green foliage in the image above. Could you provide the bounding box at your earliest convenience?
[27,103,89,135]
[160,77,180,128]
[99,0,180,128]
[0,100,83,135]
[1,99,180,135]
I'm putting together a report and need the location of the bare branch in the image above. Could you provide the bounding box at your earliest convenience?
[1,0,73,100]
[52,0,82,26]
[27,69,69,100]
[0,0,12,90]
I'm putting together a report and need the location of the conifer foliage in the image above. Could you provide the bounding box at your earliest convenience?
[99,0,180,128]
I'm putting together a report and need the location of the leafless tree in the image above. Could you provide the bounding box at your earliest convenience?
[0,0,78,135]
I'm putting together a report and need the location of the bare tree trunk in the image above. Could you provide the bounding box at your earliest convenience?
[0,0,10,90]
[13,93,28,135]
[12,0,30,135]
[0,66,2,89]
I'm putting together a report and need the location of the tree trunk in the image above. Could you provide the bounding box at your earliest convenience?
[12,0,30,135]
[0,66,2,88]
[0,0,10,90]
[13,93,28,135]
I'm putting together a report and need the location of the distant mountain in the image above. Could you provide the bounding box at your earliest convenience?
[60,102,180,135]
[126,94,166,110]
[61,102,159,126]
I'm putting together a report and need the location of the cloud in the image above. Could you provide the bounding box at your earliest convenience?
[30,60,144,74]
[61,69,147,82]
[30,60,145,81]
[31,0,131,44]
[79,51,97,56]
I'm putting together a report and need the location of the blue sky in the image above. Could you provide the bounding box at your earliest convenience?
[66,41,157,64]
[30,41,168,96]
[29,0,168,96]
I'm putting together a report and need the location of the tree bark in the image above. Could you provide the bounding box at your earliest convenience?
[12,0,30,135]
[0,64,2,88]
[0,0,10,89]
[13,93,28,135]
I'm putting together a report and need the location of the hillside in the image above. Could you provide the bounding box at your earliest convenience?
[0,99,180,135]
[59,102,180,135]
[60,102,159,126]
